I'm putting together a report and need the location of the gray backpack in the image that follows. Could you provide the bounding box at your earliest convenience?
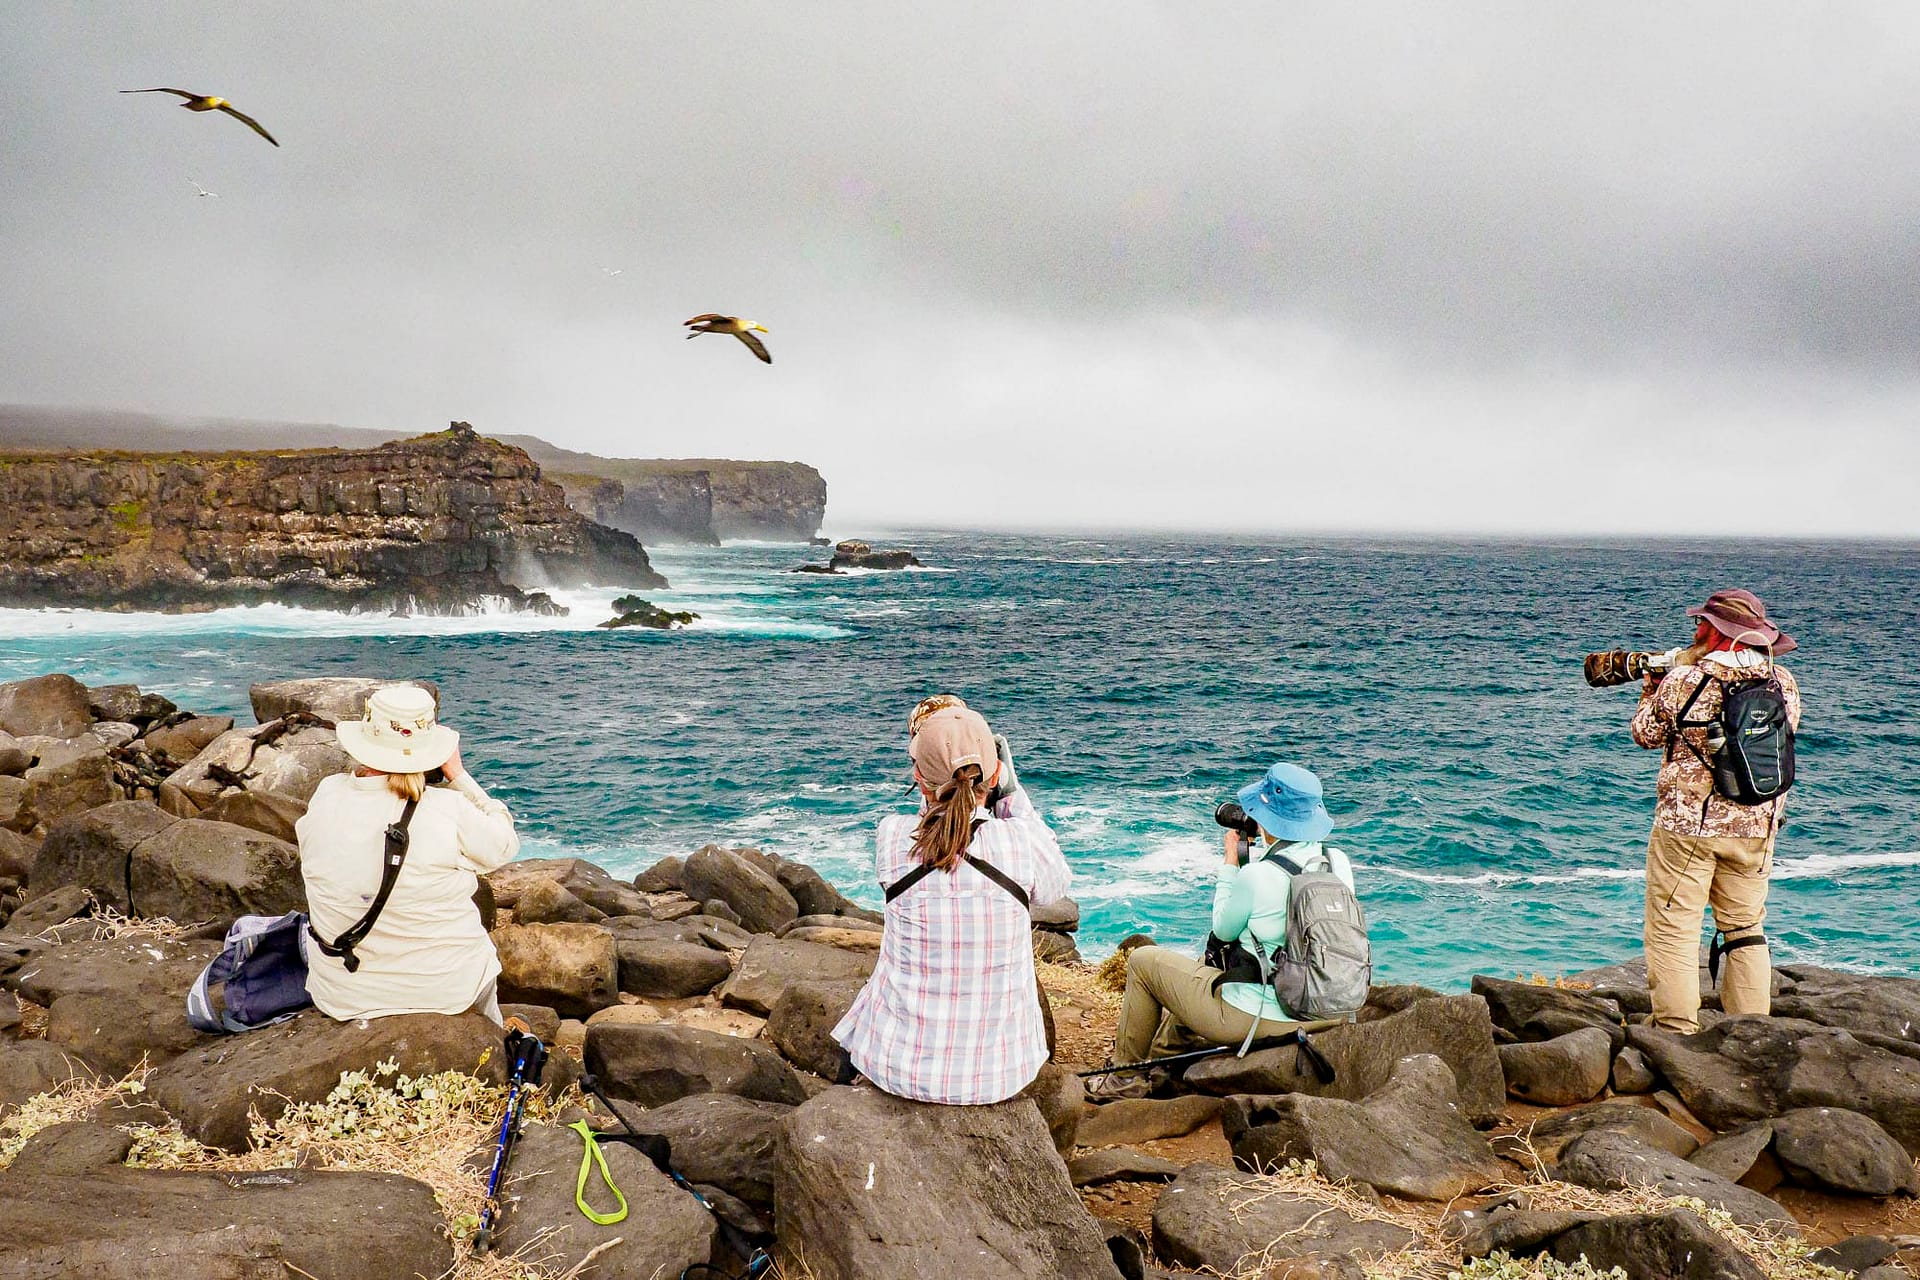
[1210,847,1370,1021]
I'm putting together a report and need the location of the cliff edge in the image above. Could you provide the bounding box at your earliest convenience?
[505,437,827,544]
[0,423,664,613]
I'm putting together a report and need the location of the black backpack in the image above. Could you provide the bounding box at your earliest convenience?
[1674,672,1795,807]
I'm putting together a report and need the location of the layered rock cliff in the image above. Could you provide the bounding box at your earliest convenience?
[0,423,664,613]
[505,437,827,543]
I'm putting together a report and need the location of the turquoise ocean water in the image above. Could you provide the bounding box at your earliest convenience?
[3,532,1914,988]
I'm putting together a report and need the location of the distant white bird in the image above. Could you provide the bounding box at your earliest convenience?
[601,267,624,277]
[188,178,219,199]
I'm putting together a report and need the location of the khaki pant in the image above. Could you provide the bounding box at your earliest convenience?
[1115,945,1280,1063]
[1643,826,1772,1033]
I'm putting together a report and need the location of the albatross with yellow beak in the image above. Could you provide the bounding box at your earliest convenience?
[683,314,772,364]
[120,88,279,147]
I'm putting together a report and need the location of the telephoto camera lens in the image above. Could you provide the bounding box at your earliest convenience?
[1214,800,1261,838]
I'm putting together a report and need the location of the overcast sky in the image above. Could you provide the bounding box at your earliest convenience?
[4,5,1918,535]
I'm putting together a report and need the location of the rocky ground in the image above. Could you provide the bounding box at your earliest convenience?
[1,669,1917,1279]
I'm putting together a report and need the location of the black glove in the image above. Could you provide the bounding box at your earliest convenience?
[987,733,1019,808]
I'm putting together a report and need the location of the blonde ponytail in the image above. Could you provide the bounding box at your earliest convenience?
[386,771,427,803]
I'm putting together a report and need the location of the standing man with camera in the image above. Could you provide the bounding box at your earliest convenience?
[1631,589,1801,1033]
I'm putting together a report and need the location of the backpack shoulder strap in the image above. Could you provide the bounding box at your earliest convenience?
[1667,668,1718,766]
[309,796,417,973]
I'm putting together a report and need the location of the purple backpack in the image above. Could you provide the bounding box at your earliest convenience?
[186,912,314,1033]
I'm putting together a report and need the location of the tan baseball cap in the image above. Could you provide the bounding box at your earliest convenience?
[908,704,997,789]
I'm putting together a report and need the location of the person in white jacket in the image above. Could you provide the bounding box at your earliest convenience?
[297,683,519,1024]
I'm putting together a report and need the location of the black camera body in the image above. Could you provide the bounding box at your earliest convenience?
[1214,800,1261,839]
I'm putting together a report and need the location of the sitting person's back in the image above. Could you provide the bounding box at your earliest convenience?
[834,698,1070,1104]
[297,684,519,1023]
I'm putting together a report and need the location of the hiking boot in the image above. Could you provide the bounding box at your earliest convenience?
[1084,1069,1151,1103]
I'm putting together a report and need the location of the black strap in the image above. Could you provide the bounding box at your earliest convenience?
[1708,931,1768,983]
[1668,669,1716,764]
[883,819,1030,910]
[1293,1028,1336,1084]
[309,797,417,973]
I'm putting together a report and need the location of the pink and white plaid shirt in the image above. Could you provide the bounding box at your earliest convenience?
[832,788,1072,1104]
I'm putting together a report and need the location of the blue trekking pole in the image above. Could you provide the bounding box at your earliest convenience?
[472,1028,550,1255]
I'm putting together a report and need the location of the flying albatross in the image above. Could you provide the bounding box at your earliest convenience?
[684,314,771,364]
[120,88,279,147]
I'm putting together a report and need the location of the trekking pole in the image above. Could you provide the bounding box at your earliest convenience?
[472,1028,550,1255]
[1077,1026,1338,1083]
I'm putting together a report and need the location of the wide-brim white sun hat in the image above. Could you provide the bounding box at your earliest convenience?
[335,683,458,775]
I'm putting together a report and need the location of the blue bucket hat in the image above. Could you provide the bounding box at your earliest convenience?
[1236,762,1333,843]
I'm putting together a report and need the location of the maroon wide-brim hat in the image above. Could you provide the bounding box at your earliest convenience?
[1688,588,1797,655]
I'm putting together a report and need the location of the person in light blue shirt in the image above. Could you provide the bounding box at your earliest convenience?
[1106,763,1355,1071]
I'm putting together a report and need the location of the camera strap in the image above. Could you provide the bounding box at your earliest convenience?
[308,796,418,974]
[884,819,1030,909]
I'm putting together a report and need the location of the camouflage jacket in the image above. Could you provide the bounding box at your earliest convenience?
[1631,651,1801,840]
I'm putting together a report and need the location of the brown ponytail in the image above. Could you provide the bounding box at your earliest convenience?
[912,764,984,873]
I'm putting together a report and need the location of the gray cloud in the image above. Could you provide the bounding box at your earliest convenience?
[2,3,1917,533]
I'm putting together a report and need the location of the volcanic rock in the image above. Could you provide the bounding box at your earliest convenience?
[1,1039,94,1114]
[776,1084,1123,1280]
[1472,974,1626,1052]
[683,845,799,935]
[0,675,93,740]
[615,938,734,999]
[828,540,923,571]
[1151,1162,1418,1274]
[1769,1106,1920,1196]
[513,877,607,925]
[1069,1149,1184,1186]
[147,1009,507,1151]
[1612,1045,1658,1093]
[765,978,864,1081]
[1184,993,1506,1126]
[1547,1209,1767,1280]
[492,921,620,1018]
[1554,1129,1795,1228]
[193,790,305,843]
[1495,1100,1699,1167]
[248,677,440,725]
[22,745,118,833]
[613,1092,793,1208]
[1499,1026,1615,1105]
[144,716,237,766]
[719,935,876,1017]
[1076,1095,1225,1149]
[0,1164,453,1278]
[633,855,685,893]
[585,1022,806,1108]
[123,817,303,924]
[1222,1055,1507,1200]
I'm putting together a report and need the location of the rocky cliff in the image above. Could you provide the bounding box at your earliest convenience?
[505,438,828,543]
[0,423,664,613]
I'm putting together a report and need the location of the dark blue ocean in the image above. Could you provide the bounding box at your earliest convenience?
[4,532,1915,988]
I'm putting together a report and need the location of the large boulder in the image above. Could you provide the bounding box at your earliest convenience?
[127,818,303,923]
[0,735,30,779]
[1555,1129,1796,1228]
[1222,1055,1507,1200]
[46,986,218,1074]
[616,1092,793,1208]
[617,938,733,999]
[160,723,349,814]
[21,745,118,834]
[248,677,439,725]
[485,856,651,917]
[776,1085,1124,1280]
[765,978,864,1081]
[1184,993,1506,1125]
[1769,964,1920,1047]
[147,1009,506,1150]
[85,684,146,726]
[719,935,876,1017]
[28,801,179,910]
[193,790,304,844]
[1076,1095,1224,1148]
[513,876,608,925]
[489,1122,717,1278]
[0,1164,452,1279]
[683,845,799,935]
[633,855,685,893]
[1150,1162,1418,1274]
[774,859,877,921]
[492,921,619,1018]
[1494,1100,1698,1166]
[1769,1107,1920,1196]
[143,716,236,768]
[586,1022,806,1108]
[1547,1209,1767,1280]
[0,776,28,834]
[0,675,93,740]
[4,934,221,1007]
[1630,1015,1920,1152]
[1499,1026,1614,1106]
[1472,974,1626,1052]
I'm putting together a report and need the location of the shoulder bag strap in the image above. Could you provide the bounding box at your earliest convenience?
[309,796,418,973]
[1667,669,1717,766]
[884,818,1029,908]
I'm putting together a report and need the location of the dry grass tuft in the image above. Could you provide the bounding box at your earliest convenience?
[1517,974,1594,991]
[84,896,205,942]
[1094,948,1130,993]
[0,1059,141,1168]
[15,996,49,1039]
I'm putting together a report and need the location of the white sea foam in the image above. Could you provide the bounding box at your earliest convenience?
[1771,849,1920,879]
[1373,847,1920,889]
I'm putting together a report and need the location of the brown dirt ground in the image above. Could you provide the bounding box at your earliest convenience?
[1039,958,1920,1274]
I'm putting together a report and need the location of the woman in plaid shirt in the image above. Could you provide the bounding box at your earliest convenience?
[833,700,1072,1104]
